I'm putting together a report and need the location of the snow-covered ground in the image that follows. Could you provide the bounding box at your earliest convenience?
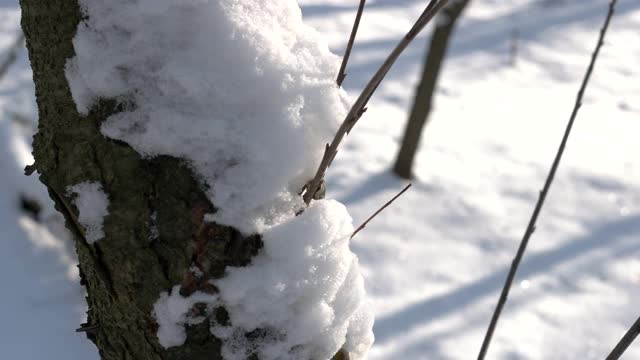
[1,0,639,359]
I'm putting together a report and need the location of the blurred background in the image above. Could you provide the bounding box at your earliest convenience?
[1,0,639,358]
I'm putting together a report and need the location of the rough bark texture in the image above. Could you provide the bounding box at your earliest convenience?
[393,0,470,179]
[20,1,263,359]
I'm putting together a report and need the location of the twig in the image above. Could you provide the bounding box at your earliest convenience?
[605,315,640,360]
[49,187,116,296]
[336,0,367,87]
[351,183,411,239]
[477,1,617,359]
[49,188,87,240]
[303,0,449,204]
[76,323,100,333]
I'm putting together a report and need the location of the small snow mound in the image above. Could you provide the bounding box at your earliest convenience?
[67,181,109,244]
[152,285,218,349]
[212,200,374,360]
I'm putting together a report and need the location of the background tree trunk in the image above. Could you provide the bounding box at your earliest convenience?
[393,0,470,179]
[20,1,262,359]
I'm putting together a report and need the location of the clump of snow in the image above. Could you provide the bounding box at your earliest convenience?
[66,0,348,234]
[151,200,374,358]
[68,0,374,357]
[212,200,374,360]
[67,182,109,244]
[152,285,219,349]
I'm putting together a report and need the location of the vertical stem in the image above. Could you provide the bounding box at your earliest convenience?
[337,0,367,87]
[477,1,617,359]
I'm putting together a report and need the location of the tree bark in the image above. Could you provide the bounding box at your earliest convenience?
[393,0,470,179]
[20,1,262,359]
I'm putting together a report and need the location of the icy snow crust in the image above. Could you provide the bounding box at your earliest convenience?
[67,182,109,244]
[68,0,373,358]
[67,0,348,234]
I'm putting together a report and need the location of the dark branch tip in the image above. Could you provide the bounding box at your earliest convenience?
[24,163,37,176]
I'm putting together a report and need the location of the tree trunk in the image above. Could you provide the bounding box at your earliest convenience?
[20,1,262,359]
[392,0,470,179]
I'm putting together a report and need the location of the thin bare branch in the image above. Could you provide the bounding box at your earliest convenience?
[425,0,439,13]
[606,315,640,360]
[303,0,449,204]
[351,183,411,239]
[49,187,116,296]
[477,1,617,359]
[336,0,367,87]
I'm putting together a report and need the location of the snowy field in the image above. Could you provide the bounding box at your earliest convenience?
[1,0,639,359]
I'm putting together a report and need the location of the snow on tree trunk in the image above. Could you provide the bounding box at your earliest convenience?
[20,0,373,359]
